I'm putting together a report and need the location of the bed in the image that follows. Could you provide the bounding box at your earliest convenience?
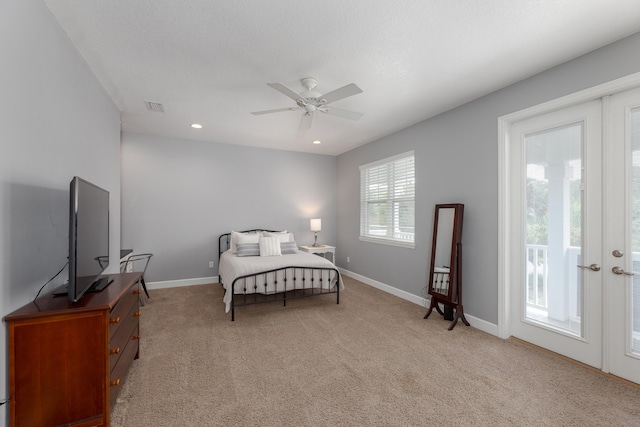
[218,229,343,320]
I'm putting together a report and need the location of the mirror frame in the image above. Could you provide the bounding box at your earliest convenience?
[427,203,464,303]
[425,203,469,330]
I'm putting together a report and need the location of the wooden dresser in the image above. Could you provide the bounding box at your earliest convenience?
[4,272,142,427]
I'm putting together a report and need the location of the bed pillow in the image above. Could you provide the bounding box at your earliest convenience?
[280,241,298,254]
[263,230,284,238]
[259,236,282,257]
[236,243,260,257]
[230,231,260,253]
[264,231,295,243]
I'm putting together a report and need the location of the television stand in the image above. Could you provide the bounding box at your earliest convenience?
[5,272,143,427]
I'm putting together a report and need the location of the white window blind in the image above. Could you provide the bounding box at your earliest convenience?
[360,151,415,248]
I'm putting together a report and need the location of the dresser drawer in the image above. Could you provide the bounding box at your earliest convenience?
[109,302,140,374]
[109,283,140,339]
[109,324,139,409]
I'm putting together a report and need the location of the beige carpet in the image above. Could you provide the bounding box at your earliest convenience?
[110,276,640,426]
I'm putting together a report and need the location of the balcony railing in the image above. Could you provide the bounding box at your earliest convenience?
[526,245,640,336]
[526,244,549,309]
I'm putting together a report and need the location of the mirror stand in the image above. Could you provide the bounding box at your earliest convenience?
[423,203,470,331]
[424,243,469,330]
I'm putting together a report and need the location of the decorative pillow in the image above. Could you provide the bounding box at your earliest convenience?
[236,243,260,257]
[280,241,298,254]
[264,231,295,243]
[230,231,260,253]
[259,236,282,257]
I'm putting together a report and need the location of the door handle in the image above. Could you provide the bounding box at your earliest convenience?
[578,264,601,272]
[612,266,634,276]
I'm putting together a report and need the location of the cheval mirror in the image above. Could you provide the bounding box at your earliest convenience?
[424,203,469,330]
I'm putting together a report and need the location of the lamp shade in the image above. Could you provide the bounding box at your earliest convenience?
[310,218,322,232]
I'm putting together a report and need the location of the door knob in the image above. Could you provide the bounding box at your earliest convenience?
[578,264,601,271]
[612,266,634,276]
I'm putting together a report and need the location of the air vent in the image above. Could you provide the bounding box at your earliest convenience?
[144,101,165,113]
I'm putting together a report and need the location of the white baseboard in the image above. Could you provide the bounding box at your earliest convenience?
[339,268,429,307]
[339,268,498,337]
[146,276,218,290]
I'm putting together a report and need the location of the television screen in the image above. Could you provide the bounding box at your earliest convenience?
[68,176,110,302]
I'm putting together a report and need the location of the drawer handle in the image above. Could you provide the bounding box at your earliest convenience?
[110,347,120,355]
[133,311,142,317]
[110,379,121,387]
[110,317,120,324]
[132,335,141,340]
[132,289,142,295]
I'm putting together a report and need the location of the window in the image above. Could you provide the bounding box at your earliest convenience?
[360,151,415,248]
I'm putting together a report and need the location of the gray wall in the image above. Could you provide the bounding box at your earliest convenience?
[336,31,640,325]
[0,1,121,425]
[121,132,337,283]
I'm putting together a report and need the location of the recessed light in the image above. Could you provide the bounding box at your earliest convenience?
[312,140,322,145]
[191,123,203,129]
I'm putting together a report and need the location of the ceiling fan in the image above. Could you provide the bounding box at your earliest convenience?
[251,77,363,129]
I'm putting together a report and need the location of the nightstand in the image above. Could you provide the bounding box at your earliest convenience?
[299,245,336,264]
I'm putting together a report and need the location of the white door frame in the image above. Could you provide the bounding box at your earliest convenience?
[498,72,640,362]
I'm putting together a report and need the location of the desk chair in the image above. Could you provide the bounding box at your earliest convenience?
[120,253,153,304]
[96,255,109,270]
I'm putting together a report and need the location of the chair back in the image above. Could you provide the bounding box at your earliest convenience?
[120,253,153,275]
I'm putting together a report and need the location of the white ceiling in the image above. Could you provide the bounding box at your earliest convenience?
[43,0,640,156]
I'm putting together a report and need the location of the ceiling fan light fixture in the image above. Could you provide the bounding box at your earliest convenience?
[251,78,363,128]
[301,77,318,90]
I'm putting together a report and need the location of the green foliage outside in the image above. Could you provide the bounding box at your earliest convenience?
[527,166,640,251]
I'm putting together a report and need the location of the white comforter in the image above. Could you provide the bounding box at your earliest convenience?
[219,250,343,313]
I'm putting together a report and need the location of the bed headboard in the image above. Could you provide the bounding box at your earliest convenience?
[218,229,281,259]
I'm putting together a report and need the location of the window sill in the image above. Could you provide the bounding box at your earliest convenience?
[359,236,415,249]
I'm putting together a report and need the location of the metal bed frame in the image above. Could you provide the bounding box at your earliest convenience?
[218,229,341,321]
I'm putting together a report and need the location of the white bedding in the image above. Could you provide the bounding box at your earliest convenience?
[219,250,343,313]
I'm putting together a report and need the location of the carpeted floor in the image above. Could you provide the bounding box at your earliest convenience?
[110,276,640,426]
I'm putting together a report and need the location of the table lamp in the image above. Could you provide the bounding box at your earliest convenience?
[310,218,321,247]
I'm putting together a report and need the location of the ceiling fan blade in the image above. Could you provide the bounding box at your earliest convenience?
[322,106,363,121]
[299,112,313,130]
[251,107,299,115]
[267,83,306,102]
[319,83,363,104]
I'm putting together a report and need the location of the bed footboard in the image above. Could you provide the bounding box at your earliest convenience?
[230,265,340,321]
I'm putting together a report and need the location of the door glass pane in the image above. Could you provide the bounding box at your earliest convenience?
[524,123,583,336]
[631,107,640,354]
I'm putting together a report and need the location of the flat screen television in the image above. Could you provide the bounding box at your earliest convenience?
[68,176,111,302]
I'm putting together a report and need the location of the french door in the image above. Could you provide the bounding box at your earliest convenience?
[509,101,603,368]
[507,87,640,383]
[607,87,640,383]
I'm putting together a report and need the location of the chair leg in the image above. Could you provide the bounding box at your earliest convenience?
[141,276,150,299]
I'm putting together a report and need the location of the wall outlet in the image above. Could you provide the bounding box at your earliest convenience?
[347,256,350,263]
[209,261,214,268]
